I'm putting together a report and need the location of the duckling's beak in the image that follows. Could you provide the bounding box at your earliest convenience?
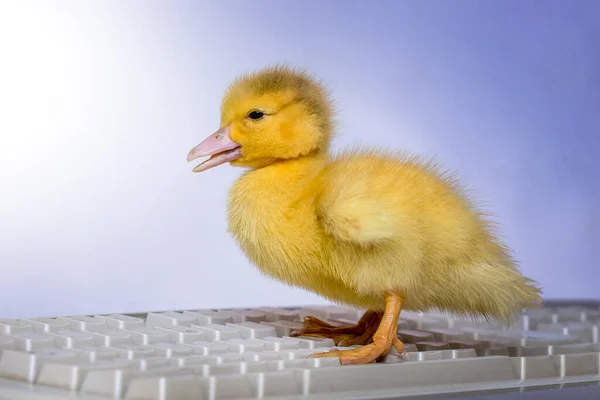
[187,126,242,172]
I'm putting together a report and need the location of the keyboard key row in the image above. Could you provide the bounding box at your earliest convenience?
[0,346,340,385]
[89,352,600,399]
[3,304,600,331]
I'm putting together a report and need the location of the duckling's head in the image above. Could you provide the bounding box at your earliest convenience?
[188,65,334,172]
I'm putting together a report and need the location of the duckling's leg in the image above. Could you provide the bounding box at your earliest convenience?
[311,292,404,365]
[336,320,382,347]
[290,310,383,345]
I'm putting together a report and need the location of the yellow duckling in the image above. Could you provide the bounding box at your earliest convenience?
[187,65,542,365]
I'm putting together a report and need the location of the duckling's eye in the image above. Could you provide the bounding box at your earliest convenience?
[247,110,265,120]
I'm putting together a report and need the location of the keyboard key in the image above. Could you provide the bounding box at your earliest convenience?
[551,342,600,355]
[226,322,276,339]
[215,353,246,364]
[260,320,304,336]
[227,309,267,323]
[219,338,266,353]
[201,370,304,398]
[255,370,303,397]
[124,374,203,400]
[552,352,600,376]
[169,355,214,367]
[460,327,499,341]
[0,336,16,352]
[242,351,283,362]
[124,327,171,345]
[425,328,464,342]
[274,356,342,371]
[129,357,172,371]
[145,311,197,329]
[68,346,120,362]
[155,325,206,343]
[57,316,108,332]
[398,329,435,344]
[0,349,78,382]
[511,356,559,379]
[415,341,450,351]
[0,319,32,334]
[183,310,233,325]
[537,322,599,343]
[256,308,299,322]
[7,332,57,351]
[256,337,301,351]
[193,362,256,377]
[193,324,242,341]
[94,314,145,330]
[85,329,135,347]
[210,374,254,398]
[36,359,131,390]
[210,310,241,323]
[22,318,71,333]
[80,366,194,397]
[584,309,600,322]
[286,336,335,349]
[188,341,231,355]
[114,344,157,359]
[554,308,585,323]
[400,314,449,330]
[508,344,550,357]
[48,330,96,348]
[447,340,485,350]
[148,343,196,357]
[495,330,580,346]
[476,345,510,356]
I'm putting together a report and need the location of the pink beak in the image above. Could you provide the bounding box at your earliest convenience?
[187,126,242,172]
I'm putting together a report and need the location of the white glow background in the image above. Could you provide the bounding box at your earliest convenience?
[0,1,598,318]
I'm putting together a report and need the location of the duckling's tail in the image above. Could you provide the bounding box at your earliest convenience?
[431,258,543,326]
[461,260,543,325]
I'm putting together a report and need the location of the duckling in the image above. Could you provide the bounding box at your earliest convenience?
[187,65,542,365]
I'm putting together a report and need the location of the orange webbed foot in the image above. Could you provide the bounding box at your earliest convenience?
[290,310,383,346]
[309,293,405,364]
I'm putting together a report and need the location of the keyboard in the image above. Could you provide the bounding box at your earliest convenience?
[1,301,599,400]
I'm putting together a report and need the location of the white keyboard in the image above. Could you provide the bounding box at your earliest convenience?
[1,301,599,399]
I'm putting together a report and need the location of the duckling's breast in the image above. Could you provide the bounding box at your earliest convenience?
[226,167,329,289]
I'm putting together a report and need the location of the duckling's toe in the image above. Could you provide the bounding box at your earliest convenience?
[290,324,363,345]
[290,310,384,346]
[311,341,388,365]
[302,316,340,330]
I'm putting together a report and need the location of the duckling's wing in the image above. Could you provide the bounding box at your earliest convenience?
[317,187,401,246]
[317,149,461,246]
[317,153,410,246]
